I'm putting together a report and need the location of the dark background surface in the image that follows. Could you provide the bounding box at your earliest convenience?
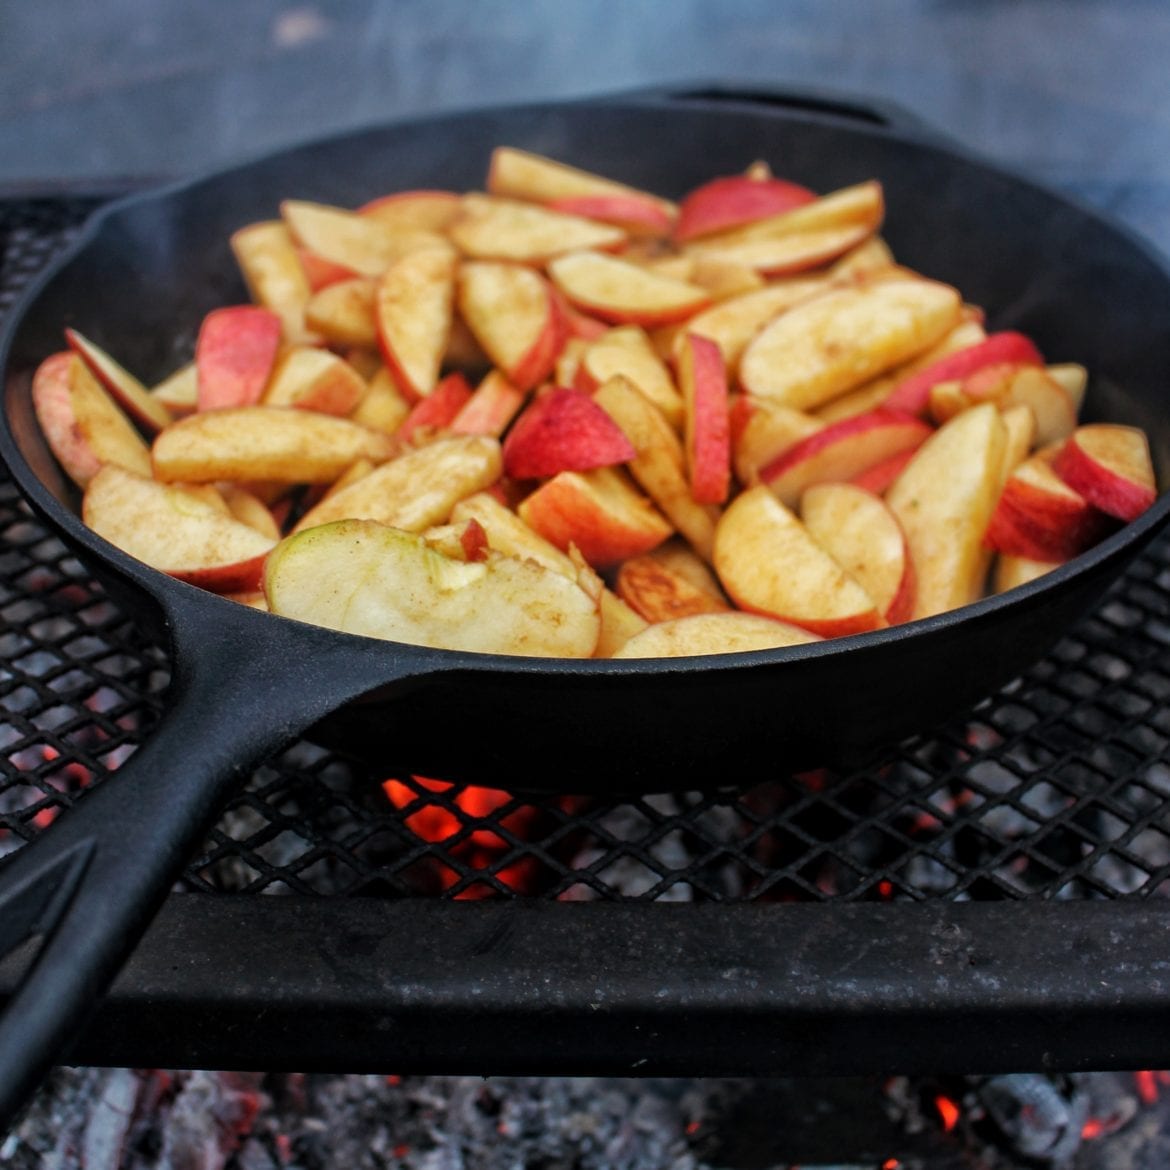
[3,0,1169,257]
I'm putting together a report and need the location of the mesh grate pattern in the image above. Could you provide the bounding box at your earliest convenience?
[3,196,1170,905]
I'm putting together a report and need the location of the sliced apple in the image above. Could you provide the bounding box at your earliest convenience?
[828,235,897,281]
[547,250,711,327]
[1052,423,1157,522]
[616,554,730,623]
[296,248,355,292]
[152,406,397,484]
[759,408,933,508]
[229,220,317,345]
[732,398,824,486]
[65,328,172,433]
[678,333,731,504]
[573,325,684,430]
[450,370,527,438]
[350,366,412,436]
[447,194,626,263]
[674,171,816,242]
[993,553,1062,593]
[502,387,635,480]
[304,277,378,348]
[220,484,282,541]
[149,362,198,416]
[595,589,651,657]
[849,449,917,495]
[645,538,726,601]
[688,223,877,278]
[452,491,575,576]
[713,484,882,637]
[195,306,283,411]
[457,261,567,391]
[801,482,915,624]
[357,189,461,232]
[83,465,275,591]
[294,434,502,533]
[265,518,600,658]
[397,371,473,442]
[545,194,673,237]
[374,243,457,400]
[886,402,1007,619]
[612,611,821,658]
[592,374,720,561]
[517,465,673,569]
[262,347,367,415]
[739,278,962,411]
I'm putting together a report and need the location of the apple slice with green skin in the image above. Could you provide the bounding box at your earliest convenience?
[229,220,318,345]
[83,465,276,592]
[375,243,457,401]
[573,325,684,429]
[674,173,816,242]
[1052,424,1158,522]
[616,554,730,624]
[152,406,397,484]
[195,305,283,411]
[265,518,601,658]
[545,195,673,238]
[487,146,676,225]
[759,408,933,508]
[304,277,377,348]
[713,484,882,637]
[447,194,626,263]
[592,374,720,561]
[739,278,962,412]
[450,370,527,438]
[357,189,461,232]
[502,387,635,480]
[886,402,1007,619]
[985,448,1116,561]
[65,328,172,433]
[33,353,153,487]
[397,371,473,442]
[678,333,731,504]
[517,465,673,570]
[801,482,915,625]
[262,347,367,415]
[294,434,502,533]
[611,611,821,659]
[457,260,567,392]
[547,250,711,327]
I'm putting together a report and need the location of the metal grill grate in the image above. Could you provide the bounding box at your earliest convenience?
[4,195,1170,909]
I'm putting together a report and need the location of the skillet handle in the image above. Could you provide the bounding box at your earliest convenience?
[0,601,421,1132]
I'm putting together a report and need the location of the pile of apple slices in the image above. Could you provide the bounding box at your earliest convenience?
[32,147,1159,659]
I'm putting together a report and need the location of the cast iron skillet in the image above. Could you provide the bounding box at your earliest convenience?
[2,83,1170,1125]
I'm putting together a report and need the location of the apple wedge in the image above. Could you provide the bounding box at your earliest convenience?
[304,277,378,348]
[65,328,172,433]
[262,347,367,415]
[83,465,275,591]
[545,195,673,237]
[357,189,461,232]
[1052,423,1158,522]
[375,243,457,400]
[592,374,720,561]
[547,251,711,327]
[801,482,915,624]
[457,261,567,391]
[152,406,397,484]
[713,485,882,637]
[33,352,151,487]
[264,518,601,658]
[502,387,635,480]
[687,223,878,278]
[450,370,527,438]
[674,170,816,242]
[229,220,318,345]
[397,371,474,442]
[759,408,932,508]
[886,402,1007,619]
[573,325,684,429]
[447,194,626,262]
[195,305,283,411]
[739,278,962,411]
[350,366,412,436]
[993,553,1063,593]
[616,554,730,623]
[985,448,1115,561]
[294,434,502,533]
[611,611,820,658]
[150,362,198,416]
[678,333,731,504]
[517,465,673,569]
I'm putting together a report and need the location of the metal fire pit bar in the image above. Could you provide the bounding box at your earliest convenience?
[3,194,1170,1076]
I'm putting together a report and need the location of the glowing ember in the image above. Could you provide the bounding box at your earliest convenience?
[935,1094,960,1133]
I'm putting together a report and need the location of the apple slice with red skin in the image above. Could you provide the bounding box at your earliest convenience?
[65,328,172,433]
[448,194,626,263]
[883,331,1044,415]
[502,387,635,480]
[297,248,355,292]
[993,553,1063,593]
[686,223,878,279]
[849,448,917,495]
[397,372,474,442]
[611,611,820,658]
[731,398,823,486]
[573,325,684,429]
[150,362,198,416]
[1052,424,1158,522]
[517,465,673,570]
[678,333,731,504]
[375,243,457,401]
[450,370,527,438]
[546,195,673,238]
[357,189,461,232]
[616,554,730,623]
[229,220,317,345]
[195,305,283,411]
[713,484,882,637]
[547,250,711,327]
[801,482,915,624]
[264,517,601,658]
[985,448,1116,561]
[262,347,367,415]
[759,408,933,508]
[351,366,412,436]
[83,465,275,592]
[674,173,816,242]
[458,261,568,392]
